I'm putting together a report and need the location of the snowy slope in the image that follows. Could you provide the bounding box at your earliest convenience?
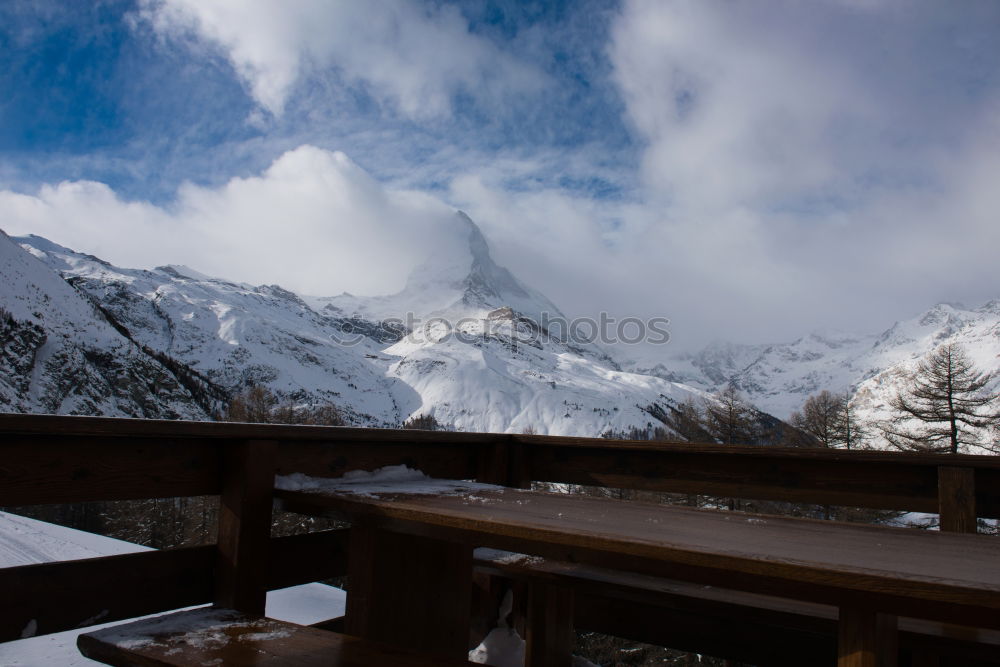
[0,511,346,666]
[627,302,1000,436]
[0,231,215,419]
[0,511,152,568]
[16,233,409,426]
[10,214,711,436]
[847,302,1000,451]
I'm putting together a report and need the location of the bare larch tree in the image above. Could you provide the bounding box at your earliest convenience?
[883,343,996,454]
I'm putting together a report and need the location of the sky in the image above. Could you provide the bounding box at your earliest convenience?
[1,0,999,353]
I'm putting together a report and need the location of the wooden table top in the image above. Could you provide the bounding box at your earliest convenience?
[275,485,1000,628]
[77,608,480,666]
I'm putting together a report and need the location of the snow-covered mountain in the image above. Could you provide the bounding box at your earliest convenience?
[0,230,218,419]
[7,210,993,441]
[629,302,1000,428]
[4,214,710,436]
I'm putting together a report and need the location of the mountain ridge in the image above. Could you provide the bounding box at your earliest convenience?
[5,215,996,445]
[5,215,707,436]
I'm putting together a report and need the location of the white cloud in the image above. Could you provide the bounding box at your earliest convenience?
[4,2,999,352]
[578,0,1000,343]
[138,0,544,118]
[609,0,883,210]
[0,146,455,296]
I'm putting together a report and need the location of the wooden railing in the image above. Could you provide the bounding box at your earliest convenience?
[2,413,998,649]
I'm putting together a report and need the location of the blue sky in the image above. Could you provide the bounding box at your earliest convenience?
[2,0,999,349]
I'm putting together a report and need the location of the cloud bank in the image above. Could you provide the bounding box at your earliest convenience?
[0,147,453,296]
[3,0,999,352]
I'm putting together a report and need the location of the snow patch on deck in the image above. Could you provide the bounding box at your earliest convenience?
[276,464,500,498]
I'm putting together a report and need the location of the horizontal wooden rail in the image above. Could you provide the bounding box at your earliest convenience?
[0,529,349,643]
[513,435,1000,518]
[0,435,223,505]
[0,415,489,506]
[3,414,999,517]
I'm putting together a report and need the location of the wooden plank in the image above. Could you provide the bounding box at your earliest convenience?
[276,440,479,483]
[838,607,897,667]
[277,487,1000,629]
[475,438,511,486]
[474,436,531,488]
[0,547,214,643]
[512,433,1000,468]
[516,435,1000,518]
[214,440,276,614]
[524,583,574,667]
[345,525,473,661]
[525,442,944,513]
[938,467,977,533]
[0,531,351,643]
[77,608,480,666]
[509,439,532,489]
[839,607,876,667]
[0,436,221,505]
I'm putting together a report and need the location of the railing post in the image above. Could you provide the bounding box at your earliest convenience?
[476,438,510,486]
[214,439,277,614]
[477,435,532,488]
[508,435,532,489]
[838,607,897,667]
[525,583,574,667]
[937,466,977,534]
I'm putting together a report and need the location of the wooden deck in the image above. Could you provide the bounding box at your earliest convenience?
[2,413,999,666]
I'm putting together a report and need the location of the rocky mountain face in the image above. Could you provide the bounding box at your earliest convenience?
[0,230,219,419]
[3,215,710,436]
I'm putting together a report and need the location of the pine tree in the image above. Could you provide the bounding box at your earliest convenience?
[882,343,997,454]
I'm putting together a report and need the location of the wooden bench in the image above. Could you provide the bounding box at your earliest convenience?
[77,607,482,666]
[474,548,1000,666]
[276,485,1000,667]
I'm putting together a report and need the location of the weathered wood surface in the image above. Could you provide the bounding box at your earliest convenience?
[938,466,978,533]
[76,608,480,666]
[0,435,222,504]
[276,487,1000,629]
[214,439,276,614]
[525,582,574,667]
[345,525,473,661]
[838,607,898,667]
[0,530,349,643]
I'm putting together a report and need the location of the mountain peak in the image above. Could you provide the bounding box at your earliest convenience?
[320,211,562,322]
